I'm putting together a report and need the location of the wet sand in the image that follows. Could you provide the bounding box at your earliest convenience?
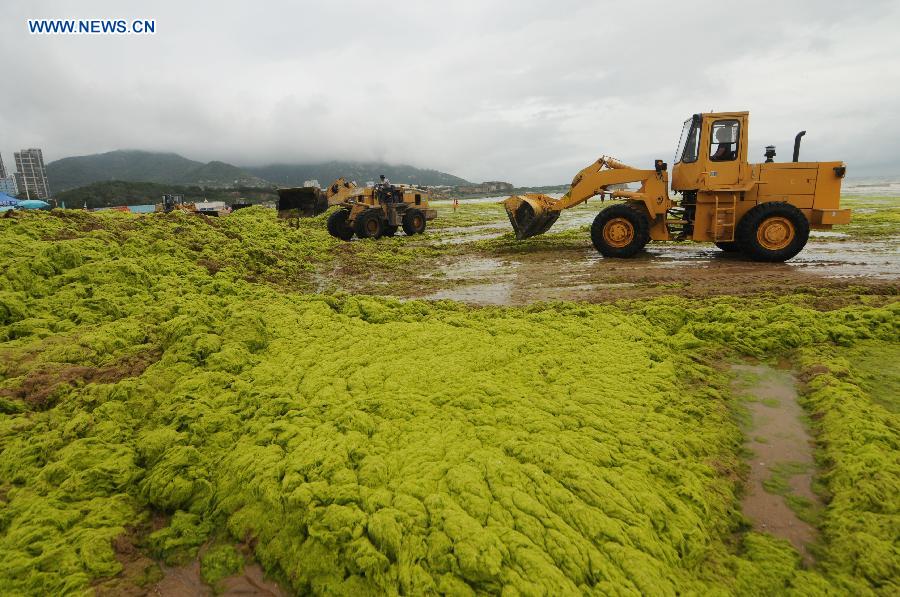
[418,237,899,305]
[354,196,900,305]
[151,560,284,596]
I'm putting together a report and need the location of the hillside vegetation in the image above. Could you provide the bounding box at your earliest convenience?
[246,161,470,188]
[47,151,269,192]
[55,181,278,209]
[47,151,470,193]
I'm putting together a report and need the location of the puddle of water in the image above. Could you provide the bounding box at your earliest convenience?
[437,223,507,235]
[437,231,505,245]
[642,241,900,279]
[425,282,513,305]
[437,256,506,280]
[407,211,898,306]
[732,364,821,565]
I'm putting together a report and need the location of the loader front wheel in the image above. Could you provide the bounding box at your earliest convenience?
[327,209,354,241]
[591,204,650,257]
[737,202,809,262]
[355,210,384,239]
[402,209,426,235]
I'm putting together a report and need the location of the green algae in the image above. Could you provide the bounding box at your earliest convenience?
[832,196,900,240]
[471,227,590,254]
[0,209,898,595]
[793,347,900,594]
[200,543,244,587]
[147,511,213,565]
[836,340,900,413]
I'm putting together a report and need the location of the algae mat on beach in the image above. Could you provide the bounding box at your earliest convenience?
[0,209,897,595]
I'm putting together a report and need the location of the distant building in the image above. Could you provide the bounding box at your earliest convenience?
[303,179,321,189]
[454,181,514,194]
[0,154,16,195]
[14,148,51,199]
[0,176,17,196]
[196,200,228,213]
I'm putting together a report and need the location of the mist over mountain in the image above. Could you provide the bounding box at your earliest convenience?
[46,150,470,193]
[246,162,469,187]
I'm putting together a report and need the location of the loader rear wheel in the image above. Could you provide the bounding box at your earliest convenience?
[402,209,426,235]
[591,204,650,257]
[355,210,384,239]
[714,241,741,252]
[737,202,809,262]
[384,225,399,237]
[327,209,354,241]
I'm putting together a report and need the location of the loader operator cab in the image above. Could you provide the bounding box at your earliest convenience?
[376,174,399,204]
[672,111,748,191]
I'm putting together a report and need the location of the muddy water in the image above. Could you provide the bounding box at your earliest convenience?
[415,233,898,305]
[732,364,821,565]
[414,193,900,306]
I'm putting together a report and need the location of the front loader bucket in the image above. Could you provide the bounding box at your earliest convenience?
[277,187,328,219]
[503,194,560,239]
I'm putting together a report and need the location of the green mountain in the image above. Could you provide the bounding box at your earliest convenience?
[48,151,201,191]
[177,161,269,188]
[47,150,269,192]
[46,150,471,194]
[245,161,470,187]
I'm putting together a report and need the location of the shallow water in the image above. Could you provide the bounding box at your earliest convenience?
[732,364,821,566]
[417,235,898,306]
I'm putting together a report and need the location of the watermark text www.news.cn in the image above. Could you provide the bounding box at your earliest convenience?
[28,19,156,35]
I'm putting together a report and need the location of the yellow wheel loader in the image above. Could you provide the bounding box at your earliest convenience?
[326,184,437,241]
[504,111,850,261]
[154,194,198,214]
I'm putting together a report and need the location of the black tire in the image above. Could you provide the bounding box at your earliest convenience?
[402,209,426,235]
[590,203,650,257]
[383,225,399,237]
[736,202,809,262]
[327,209,354,241]
[355,209,384,239]
[714,241,741,252]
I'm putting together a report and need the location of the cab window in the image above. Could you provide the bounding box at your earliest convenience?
[709,120,739,162]
[676,116,701,163]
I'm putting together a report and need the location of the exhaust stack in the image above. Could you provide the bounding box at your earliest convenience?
[793,131,806,162]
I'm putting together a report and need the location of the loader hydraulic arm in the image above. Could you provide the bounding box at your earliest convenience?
[504,156,670,239]
[325,178,359,207]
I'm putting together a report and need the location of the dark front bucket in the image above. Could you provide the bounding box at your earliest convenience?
[277,187,328,218]
[503,195,560,239]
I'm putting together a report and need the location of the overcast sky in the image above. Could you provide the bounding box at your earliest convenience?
[2,0,899,185]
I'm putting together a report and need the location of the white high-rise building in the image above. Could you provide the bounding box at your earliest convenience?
[0,153,18,196]
[14,148,51,199]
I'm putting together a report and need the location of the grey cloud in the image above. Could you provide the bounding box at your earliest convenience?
[1,0,898,185]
